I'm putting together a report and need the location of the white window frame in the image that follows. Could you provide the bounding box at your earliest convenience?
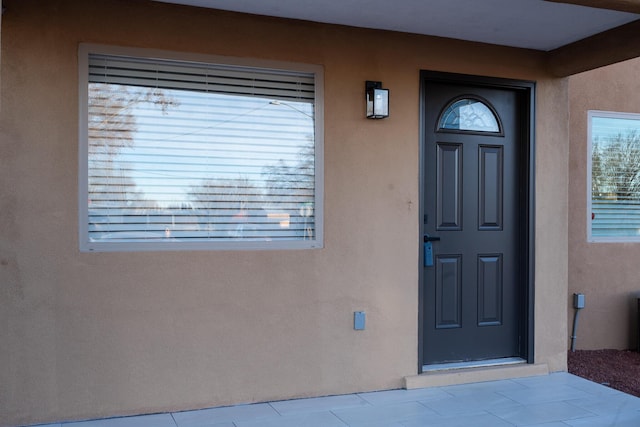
[587,110,640,243]
[78,44,324,252]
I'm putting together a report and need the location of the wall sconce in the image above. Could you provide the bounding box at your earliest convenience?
[366,81,389,119]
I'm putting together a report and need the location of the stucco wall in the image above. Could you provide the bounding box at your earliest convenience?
[1,0,568,425]
[568,57,640,351]
[535,77,570,370]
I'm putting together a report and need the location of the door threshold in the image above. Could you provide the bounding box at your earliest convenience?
[406,361,548,389]
[422,357,525,372]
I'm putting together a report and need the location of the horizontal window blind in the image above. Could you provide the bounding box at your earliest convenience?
[592,201,640,237]
[84,52,318,248]
[89,54,315,103]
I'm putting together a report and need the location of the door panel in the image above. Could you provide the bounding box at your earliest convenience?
[477,254,503,326]
[478,146,503,230]
[435,255,462,329]
[436,143,463,230]
[422,80,524,366]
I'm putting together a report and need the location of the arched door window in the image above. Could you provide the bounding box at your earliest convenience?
[438,96,502,134]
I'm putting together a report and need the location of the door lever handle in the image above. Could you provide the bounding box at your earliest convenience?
[423,235,441,242]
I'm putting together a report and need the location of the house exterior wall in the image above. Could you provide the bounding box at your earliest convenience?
[568,57,640,351]
[0,0,568,425]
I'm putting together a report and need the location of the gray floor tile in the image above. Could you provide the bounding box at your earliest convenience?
[173,422,234,427]
[348,422,405,427]
[421,391,520,416]
[567,393,640,416]
[65,413,177,427]
[357,387,451,405]
[521,423,571,427]
[564,410,640,427]
[235,410,347,427]
[344,422,405,427]
[402,412,515,427]
[269,394,369,415]
[439,378,526,397]
[559,378,622,397]
[172,423,234,427]
[500,384,593,405]
[332,401,437,426]
[172,403,278,426]
[512,373,586,388]
[491,401,595,425]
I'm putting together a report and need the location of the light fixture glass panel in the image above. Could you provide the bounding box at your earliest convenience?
[373,88,389,117]
[366,81,389,119]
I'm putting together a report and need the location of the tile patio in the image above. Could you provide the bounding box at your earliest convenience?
[29,373,640,427]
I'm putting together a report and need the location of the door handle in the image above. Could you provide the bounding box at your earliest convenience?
[423,235,439,267]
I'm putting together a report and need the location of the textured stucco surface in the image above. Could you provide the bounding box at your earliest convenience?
[1,0,568,425]
[568,57,640,351]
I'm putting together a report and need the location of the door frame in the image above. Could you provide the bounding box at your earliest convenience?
[418,71,536,372]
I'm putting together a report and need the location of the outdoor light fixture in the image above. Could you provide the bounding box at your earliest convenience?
[366,81,389,119]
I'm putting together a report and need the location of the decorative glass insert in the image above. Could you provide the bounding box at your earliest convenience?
[439,98,500,133]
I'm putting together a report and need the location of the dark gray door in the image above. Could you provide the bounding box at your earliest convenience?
[422,80,524,365]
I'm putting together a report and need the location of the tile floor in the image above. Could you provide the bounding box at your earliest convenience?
[30,373,640,427]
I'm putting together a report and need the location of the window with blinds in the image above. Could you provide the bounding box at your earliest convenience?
[79,45,323,251]
[588,110,640,242]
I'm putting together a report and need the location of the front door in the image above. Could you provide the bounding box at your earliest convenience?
[421,74,531,367]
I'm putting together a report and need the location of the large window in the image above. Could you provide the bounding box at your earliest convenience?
[79,45,323,251]
[588,110,640,242]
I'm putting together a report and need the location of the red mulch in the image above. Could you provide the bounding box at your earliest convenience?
[568,349,640,397]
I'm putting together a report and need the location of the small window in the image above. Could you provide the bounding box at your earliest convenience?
[438,97,501,134]
[79,45,323,251]
[588,110,640,242]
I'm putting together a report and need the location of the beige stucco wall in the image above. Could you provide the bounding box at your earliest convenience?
[568,57,640,351]
[535,77,570,370]
[1,0,568,425]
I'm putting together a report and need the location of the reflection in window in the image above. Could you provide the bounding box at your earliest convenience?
[589,110,640,241]
[439,98,500,133]
[80,47,323,251]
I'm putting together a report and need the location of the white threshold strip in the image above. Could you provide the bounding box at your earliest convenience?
[422,357,525,372]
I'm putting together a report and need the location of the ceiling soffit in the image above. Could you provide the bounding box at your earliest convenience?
[150,0,640,75]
